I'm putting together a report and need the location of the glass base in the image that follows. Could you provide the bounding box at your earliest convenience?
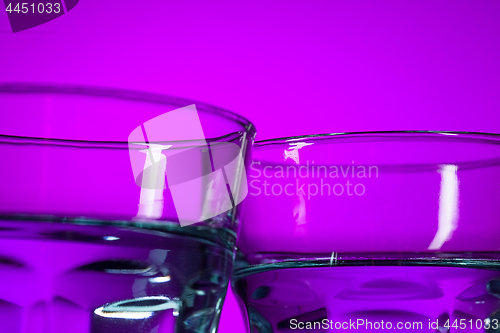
[234,264,500,332]
[0,219,233,333]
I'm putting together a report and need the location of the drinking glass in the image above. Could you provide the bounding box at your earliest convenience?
[0,83,255,333]
[233,131,500,333]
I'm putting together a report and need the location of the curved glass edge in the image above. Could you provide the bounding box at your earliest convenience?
[0,214,237,251]
[233,255,500,279]
[255,130,500,147]
[0,131,244,149]
[0,82,257,144]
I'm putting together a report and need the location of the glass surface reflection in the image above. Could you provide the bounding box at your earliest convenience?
[0,84,255,333]
[234,132,500,333]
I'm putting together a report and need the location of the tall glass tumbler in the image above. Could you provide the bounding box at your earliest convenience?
[233,132,500,333]
[0,83,255,333]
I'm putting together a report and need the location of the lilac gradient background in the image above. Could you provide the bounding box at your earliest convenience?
[1,1,500,331]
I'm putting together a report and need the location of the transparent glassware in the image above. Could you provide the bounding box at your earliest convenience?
[0,83,255,333]
[233,131,500,333]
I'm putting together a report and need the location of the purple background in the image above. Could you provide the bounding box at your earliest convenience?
[1,1,500,331]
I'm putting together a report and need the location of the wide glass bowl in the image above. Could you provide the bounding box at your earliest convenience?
[233,131,500,333]
[0,83,256,333]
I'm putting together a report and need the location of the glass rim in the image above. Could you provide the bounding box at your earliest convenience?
[0,82,256,146]
[255,130,500,146]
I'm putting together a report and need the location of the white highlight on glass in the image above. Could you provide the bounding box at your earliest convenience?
[284,142,313,234]
[149,276,171,283]
[94,307,153,320]
[329,252,338,266]
[103,236,119,241]
[428,164,459,250]
[136,143,170,219]
[284,142,313,165]
[94,296,179,320]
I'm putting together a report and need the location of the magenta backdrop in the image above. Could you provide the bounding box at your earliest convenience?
[1,1,500,332]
